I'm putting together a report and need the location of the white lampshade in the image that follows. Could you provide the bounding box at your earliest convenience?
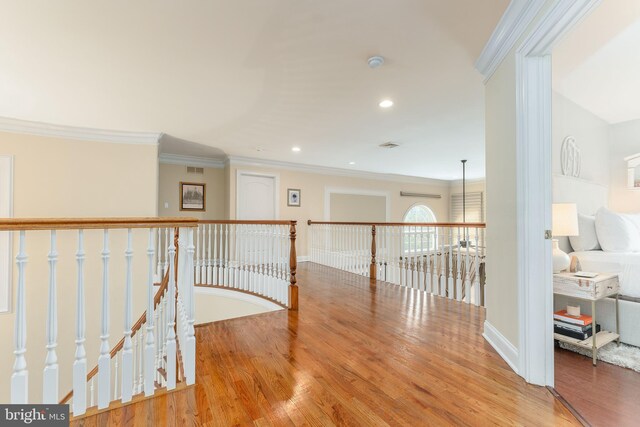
[552,203,579,237]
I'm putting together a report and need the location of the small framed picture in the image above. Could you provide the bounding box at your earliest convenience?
[287,188,301,207]
[180,182,206,211]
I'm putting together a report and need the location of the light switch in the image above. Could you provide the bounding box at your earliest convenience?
[164,202,169,209]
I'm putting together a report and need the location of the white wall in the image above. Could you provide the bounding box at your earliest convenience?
[552,92,609,186]
[609,119,640,213]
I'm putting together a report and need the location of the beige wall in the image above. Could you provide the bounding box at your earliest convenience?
[329,194,387,222]
[484,48,519,349]
[158,163,226,219]
[227,164,451,257]
[0,131,158,403]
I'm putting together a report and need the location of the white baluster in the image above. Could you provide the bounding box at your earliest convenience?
[155,300,161,385]
[43,230,59,403]
[98,230,111,409]
[73,230,87,415]
[165,227,176,391]
[156,228,163,280]
[137,331,143,394]
[164,227,170,276]
[90,378,95,408]
[113,357,119,400]
[144,229,156,396]
[121,229,134,402]
[207,224,214,285]
[185,228,196,385]
[11,231,28,404]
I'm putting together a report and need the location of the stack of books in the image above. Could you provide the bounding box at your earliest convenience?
[554,309,600,340]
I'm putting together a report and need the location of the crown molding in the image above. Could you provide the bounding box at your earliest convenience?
[159,153,226,168]
[226,155,451,186]
[475,0,546,82]
[449,178,486,186]
[0,116,161,145]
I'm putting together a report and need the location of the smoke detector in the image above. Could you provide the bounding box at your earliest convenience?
[367,56,385,69]
[379,142,399,149]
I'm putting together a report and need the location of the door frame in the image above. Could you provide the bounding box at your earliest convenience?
[0,155,13,314]
[236,170,280,220]
[515,0,601,386]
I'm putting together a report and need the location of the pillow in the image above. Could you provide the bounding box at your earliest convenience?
[569,214,601,251]
[595,207,640,252]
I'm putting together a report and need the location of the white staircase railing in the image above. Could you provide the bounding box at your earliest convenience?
[193,220,299,310]
[308,221,486,306]
[0,218,198,416]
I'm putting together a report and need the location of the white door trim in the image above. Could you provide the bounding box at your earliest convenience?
[323,187,391,221]
[236,170,280,220]
[515,0,601,386]
[0,155,14,314]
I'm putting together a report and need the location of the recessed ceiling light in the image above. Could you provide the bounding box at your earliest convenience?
[379,99,394,108]
[291,146,301,152]
[349,161,356,165]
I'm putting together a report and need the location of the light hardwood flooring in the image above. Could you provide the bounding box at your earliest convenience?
[73,263,579,426]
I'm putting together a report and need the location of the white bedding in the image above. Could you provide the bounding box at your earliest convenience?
[570,251,640,298]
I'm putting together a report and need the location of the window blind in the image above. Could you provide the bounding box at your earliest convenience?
[450,192,484,223]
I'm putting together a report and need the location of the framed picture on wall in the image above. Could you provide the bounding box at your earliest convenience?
[180,182,206,211]
[287,188,301,207]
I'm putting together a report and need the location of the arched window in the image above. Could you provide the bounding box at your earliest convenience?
[403,204,437,253]
[403,204,436,224]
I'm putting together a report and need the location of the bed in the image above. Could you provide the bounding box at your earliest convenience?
[569,251,640,300]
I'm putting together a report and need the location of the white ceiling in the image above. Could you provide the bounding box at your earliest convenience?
[0,0,508,180]
[553,0,640,124]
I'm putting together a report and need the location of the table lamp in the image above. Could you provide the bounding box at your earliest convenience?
[552,203,579,273]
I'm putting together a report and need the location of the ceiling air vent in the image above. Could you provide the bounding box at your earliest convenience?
[379,142,399,149]
[186,166,204,174]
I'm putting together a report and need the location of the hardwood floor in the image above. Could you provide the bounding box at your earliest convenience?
[73,263,579,426]
[555,345,640,427]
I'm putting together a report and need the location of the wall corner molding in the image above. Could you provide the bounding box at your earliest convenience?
[0,116,161,145]
[158,153,226,169]
[483,320,519,375]
[475,0,546,82]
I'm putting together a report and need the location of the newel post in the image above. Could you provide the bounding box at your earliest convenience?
[289,221,298,310]
[370,225,377,281]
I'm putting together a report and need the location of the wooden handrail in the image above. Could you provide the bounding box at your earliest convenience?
[307,220,486,228]
[0,217,198,231]
[198,220,296,225]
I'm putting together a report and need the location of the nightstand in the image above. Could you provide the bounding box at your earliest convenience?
[553,272,620,366]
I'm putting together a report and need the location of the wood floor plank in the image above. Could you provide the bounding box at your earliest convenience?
[72,263,579,426]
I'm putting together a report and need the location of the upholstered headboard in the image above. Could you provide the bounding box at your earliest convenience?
[552,174,609,252]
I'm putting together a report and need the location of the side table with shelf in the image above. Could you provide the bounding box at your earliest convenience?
[553,272,620,366]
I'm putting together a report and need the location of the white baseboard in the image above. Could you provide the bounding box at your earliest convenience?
[297,256,309,263]
[483,320,519,375]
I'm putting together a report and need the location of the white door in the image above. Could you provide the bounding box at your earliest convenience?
[237,172,278,220]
